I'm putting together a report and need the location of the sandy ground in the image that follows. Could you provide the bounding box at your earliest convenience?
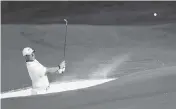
[1,2,176,109]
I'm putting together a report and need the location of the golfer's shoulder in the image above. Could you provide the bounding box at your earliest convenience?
[27,60,47,72]
[35,60,46,69]
[27,60,45,68]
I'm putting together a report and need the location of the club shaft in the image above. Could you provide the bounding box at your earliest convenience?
[64,19,68,59]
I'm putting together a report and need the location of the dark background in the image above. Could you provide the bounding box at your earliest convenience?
[2,1,176,25]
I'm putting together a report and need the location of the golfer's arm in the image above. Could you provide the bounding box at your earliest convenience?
[45,67,60,75]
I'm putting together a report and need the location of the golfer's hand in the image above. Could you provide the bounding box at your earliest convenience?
[58,61,66,74]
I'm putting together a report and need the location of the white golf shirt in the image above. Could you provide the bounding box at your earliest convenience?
[26,59,49,90]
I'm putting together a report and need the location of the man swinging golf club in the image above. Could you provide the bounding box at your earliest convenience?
[22,47,66,94]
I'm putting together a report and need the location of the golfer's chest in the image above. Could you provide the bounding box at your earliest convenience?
[26,63,46,77]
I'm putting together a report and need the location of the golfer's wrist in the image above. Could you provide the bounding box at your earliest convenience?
[58,65,61,70]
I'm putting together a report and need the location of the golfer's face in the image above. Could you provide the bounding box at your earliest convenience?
[25,53,35,61]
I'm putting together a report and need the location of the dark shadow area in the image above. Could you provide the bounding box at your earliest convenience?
[2,1,176,25]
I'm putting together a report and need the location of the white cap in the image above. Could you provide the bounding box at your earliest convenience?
[22,47,35,56]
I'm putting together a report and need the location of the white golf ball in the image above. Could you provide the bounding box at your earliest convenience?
[154,13,157,16]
